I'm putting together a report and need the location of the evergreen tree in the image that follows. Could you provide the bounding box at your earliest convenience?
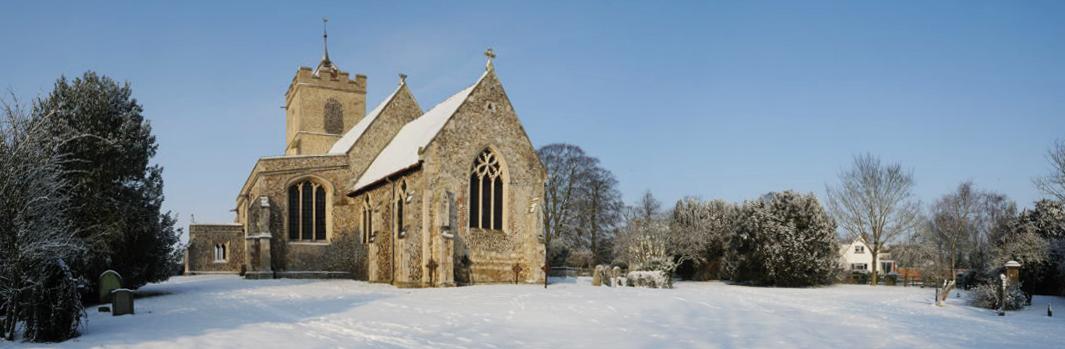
[34,72,180,296]
[995,200,1065,295]
[727,191,838,287]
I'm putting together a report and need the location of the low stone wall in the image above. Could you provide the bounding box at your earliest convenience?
[187,224,245,274]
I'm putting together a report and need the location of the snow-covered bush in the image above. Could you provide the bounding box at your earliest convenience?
[626,270,670,288]
[725,191,838,287]
[969,281,1026,311]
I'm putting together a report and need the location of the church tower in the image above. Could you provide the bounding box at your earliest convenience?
[284,19,367,155]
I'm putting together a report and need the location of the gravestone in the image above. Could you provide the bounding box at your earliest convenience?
[111,289,134,316]
[98,270,123,304]
[591,265,604,286]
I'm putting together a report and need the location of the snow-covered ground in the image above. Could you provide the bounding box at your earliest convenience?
[13,275,1065,348]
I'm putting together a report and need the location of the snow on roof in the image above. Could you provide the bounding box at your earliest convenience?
[350,72,487,192]
[328,83,405,154]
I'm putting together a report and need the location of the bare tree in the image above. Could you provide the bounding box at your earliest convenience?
[574,167,623,265]
[928,182,981,281]
[1,96,85,341]
[539,144,593,266]
[826,154,921,286]
[927,182,1019,283]
[1035,139,1065,201]
[538,143,624,268]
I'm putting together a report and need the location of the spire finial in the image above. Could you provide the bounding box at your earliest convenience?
[399,73,408,85]
[484,48,495,71]
[322,17,331,63]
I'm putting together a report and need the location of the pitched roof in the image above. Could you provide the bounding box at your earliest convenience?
[349,71,488,193]
[328,82,405,155]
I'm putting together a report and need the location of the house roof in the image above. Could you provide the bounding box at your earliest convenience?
[328,82,406,154]
[349,71,488,193]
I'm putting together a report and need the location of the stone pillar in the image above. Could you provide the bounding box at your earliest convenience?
[259,236,272,272]
[244,196,274,278]
[183,248,190,275]
[1005,260,1021,283]
[437,190,456,286]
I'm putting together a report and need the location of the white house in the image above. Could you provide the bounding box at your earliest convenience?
[839,236,895,274]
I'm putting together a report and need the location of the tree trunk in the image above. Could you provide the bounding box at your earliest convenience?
[590,189,600,266]
[2,280,16,340]
[870,248,879,286]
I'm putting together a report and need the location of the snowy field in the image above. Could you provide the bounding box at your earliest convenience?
[13,275,1065,348]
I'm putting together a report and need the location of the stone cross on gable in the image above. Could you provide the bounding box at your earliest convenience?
[484,48,495,71]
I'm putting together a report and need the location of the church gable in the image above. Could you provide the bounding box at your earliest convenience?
[348,73,484,194]
[429,69,544,184]
[329,79,422,179]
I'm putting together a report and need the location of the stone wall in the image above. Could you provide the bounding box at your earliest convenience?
[187,224,245,274]
[237,154,367,279]
[343,82,422,180]
[421,70,546,285]
[355,170,427,287]
[284,66,368,155]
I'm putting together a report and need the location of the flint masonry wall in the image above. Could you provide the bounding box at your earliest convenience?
[237,154,367,279]
[422,71,546,285]
[187,224,245,274]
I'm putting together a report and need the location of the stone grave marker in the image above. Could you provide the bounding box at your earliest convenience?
[98,270,122,304]
[592,265,604,286]
[111,289,135,316]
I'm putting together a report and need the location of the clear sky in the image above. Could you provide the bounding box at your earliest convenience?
[3,1,1064,240]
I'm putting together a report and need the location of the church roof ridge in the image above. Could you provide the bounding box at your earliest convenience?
[349,70,490,193]
[328,78,408,154]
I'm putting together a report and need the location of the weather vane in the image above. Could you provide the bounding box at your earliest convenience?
[322,17,330,63]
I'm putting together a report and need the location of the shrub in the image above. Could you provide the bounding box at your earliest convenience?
[726,191,838,287]
[970,281,1026,311]
[851,271,870,285]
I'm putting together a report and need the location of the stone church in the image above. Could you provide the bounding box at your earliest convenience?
[185,30,546,287]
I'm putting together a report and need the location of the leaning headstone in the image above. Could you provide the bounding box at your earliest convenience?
[111,289,134,316]
[99,270,123,304]
[592,265,604,286]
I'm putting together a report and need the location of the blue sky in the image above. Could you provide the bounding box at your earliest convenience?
[3,1,1064,239]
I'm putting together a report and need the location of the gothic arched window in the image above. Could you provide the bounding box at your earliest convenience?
[287,180,328,241]
[361,196,373,244]
[214,243,227,262]
[469,149,504,230]
[395,181,407,238]
[324,98,344,134]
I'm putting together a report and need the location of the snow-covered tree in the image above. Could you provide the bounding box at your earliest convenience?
[670,198,734,280]
[615,192,677,282]
[826,154,921,286]
[35,72,181,294]
[726,191,838,287]
[1,97,85,342]
[993,200,1065,295]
